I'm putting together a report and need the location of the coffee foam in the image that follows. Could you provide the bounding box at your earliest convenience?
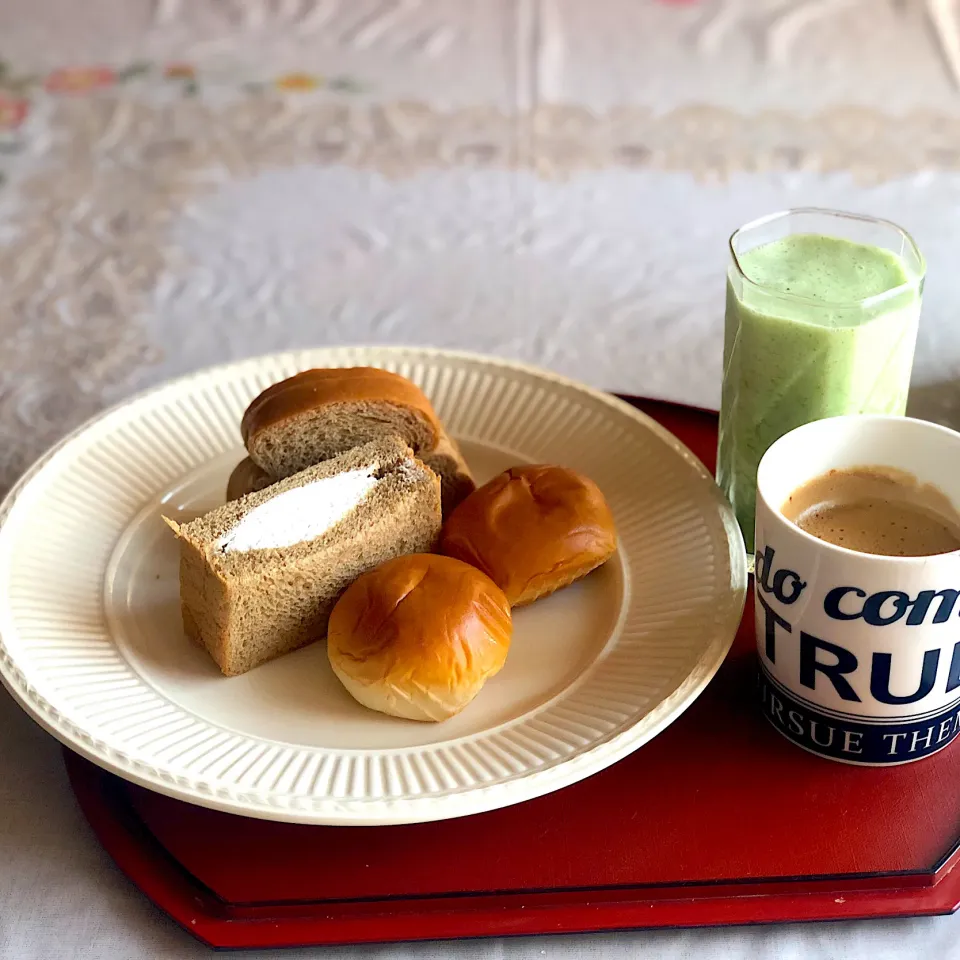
[782,466,960,558]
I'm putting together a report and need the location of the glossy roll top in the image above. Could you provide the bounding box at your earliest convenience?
[327,553,512,722]
[440,464,618,606]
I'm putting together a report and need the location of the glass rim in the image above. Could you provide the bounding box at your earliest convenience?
[728,207,926,309]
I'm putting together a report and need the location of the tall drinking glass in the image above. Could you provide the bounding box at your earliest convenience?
[716,208,925,556]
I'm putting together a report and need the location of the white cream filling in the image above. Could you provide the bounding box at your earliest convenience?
[217,468,379,553]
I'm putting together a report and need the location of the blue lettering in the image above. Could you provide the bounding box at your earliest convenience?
[870,649,940,705]
[948,642,960,693]
[757,591,791,663]
[772,568,806,605]
[906,589,960,626]
[824,587,960,626]
[799,632,861,702]
[862,591,910,626]
[824,586,866,621]
[755,545,806,605]
[755,546,775,595]
[759,667,960,762]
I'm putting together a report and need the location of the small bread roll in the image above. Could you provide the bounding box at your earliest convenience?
[440,465,617,606]
[328,554,512,722]
[225,457,274,502]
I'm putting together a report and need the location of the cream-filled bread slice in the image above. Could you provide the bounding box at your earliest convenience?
[166,437,442,677]
[226,434,476,519]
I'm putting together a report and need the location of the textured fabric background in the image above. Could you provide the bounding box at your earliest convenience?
[4,1,960,956]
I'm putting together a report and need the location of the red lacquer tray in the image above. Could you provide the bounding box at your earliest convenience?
[64,397,960,950]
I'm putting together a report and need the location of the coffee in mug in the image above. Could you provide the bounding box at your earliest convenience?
[782,466,960,557]
[754,415,960,765]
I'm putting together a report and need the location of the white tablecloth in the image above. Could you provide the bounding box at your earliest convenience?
[5,1,960,955]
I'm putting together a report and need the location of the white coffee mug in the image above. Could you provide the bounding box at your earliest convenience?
[754,415,960,765]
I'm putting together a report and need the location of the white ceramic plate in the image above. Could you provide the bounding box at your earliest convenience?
[0,347,746,825]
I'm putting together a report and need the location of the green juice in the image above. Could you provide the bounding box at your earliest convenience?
[717,232,922,552]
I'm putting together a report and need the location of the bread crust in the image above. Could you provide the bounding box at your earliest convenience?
[241,367,442,450]
[418,432,476,516]
[225,457,274,502]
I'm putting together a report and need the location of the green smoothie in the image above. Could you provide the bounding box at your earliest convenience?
[717,232,923,552]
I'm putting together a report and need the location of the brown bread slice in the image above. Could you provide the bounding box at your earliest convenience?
[166,438,442,677]
[225,456,274,502]
[420,432,477,516]
[242,368,442,479]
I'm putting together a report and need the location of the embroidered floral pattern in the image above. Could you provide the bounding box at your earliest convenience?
[0,95,28,129]
[0,58,367,185]
[274,72,322,91]
[163,64,195,80]
[44,67,116,94]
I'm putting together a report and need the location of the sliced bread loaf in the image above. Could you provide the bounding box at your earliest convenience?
[166,437,442,677]
[236,366,476,515]
[419,433,476,516]
[225,456,274,502]
[241,367,442,479]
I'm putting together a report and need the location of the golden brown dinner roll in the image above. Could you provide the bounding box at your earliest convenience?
[440,465,617,607]
[327,554,512,722]
[225,457,274,502]
[241,367,443,479]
